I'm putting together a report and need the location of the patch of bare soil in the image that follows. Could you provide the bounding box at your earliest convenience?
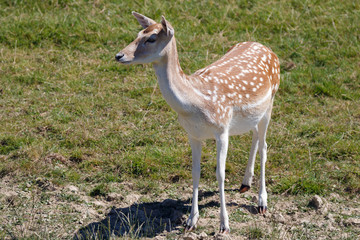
[74,187,360,239]
[1,177,359,239]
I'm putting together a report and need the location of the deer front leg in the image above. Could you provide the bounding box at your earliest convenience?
[215,130,230,234]
[257,110,271,214]
[258,139,268,214]
[185,137,202,231]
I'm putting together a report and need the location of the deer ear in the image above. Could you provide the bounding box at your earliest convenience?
[161,16,174,36]
[132,11,156,29]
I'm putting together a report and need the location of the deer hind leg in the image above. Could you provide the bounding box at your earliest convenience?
[215,129,230,234]
[185,137,202,231]
[257,106,272,214]
[240,127,259,193]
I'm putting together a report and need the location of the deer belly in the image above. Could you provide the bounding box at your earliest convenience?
[228,114,260,136]
[178,110,264,139]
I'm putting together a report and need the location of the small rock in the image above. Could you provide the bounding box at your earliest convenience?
[182,232,198,240]
[106,192,123,202]
[125,194,140,204]
[214,233,230,240]
[325,213,335,222]
[272,213,286,224]
[344,218,360,227]
[251,195,258,203]
[67,185,79,193]
[199,231,208,240]
[309,195,323,209]
[3,191,19,205]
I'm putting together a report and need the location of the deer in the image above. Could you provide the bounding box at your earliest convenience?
[115,12,280,234]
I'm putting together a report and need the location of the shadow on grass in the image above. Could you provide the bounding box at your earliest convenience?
[73,189,258,239]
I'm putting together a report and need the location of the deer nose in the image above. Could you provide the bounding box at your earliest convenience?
[115,53,124,61]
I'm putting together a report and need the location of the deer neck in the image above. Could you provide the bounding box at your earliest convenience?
[152,38,193,114]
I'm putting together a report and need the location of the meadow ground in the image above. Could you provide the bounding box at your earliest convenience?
[0,0,359,239]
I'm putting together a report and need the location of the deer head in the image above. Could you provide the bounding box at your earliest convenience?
[115,12,175,65]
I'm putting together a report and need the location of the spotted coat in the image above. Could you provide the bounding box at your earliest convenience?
[187,42,280,126]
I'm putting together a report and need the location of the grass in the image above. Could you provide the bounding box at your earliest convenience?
[248,225,263,239]
[0,0,359,238]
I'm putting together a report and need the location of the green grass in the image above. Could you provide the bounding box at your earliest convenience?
[248,225,264,239]
[0,0,359,227]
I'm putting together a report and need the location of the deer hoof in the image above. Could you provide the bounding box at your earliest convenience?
[184,225,196,232]
[258,206,267,214]
[240,184,250,193]
[219,226,230,234]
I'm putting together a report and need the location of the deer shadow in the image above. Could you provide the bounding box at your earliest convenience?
[73,189,258,239]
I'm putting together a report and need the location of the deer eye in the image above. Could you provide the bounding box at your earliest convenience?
[146,34,157,43]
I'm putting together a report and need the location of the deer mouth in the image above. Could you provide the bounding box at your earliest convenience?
[118,60,132,64]
[115,52,133,64]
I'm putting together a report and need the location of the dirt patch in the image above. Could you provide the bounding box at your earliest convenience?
[74,187,359,239]
[0,178,359,239]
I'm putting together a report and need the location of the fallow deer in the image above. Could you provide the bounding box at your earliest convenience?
[115,12,280,233]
